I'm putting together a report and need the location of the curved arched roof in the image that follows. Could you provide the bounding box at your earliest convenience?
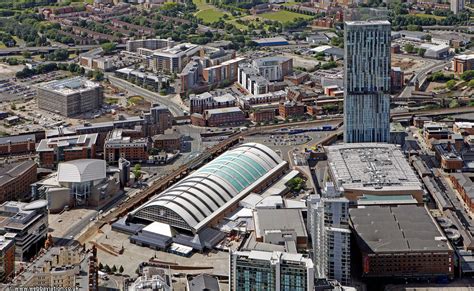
[57,159,106,183]
[134,143,283,230]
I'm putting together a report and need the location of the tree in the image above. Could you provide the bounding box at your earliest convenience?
[22,51,31,59]
[119,265,124,273]
[104,264,111,273]
[111,265,117,273]
[461,70,474,81]
[133,164,142,180]
[468,79,474,88]
[10,103,16,110]
[404,43,415,53]
[449,99,459,108]
[92,69,104,81]
[287,177,305,192]
[417,48,426,57]
[101,42,117,55]
[99,263,104,270]
[446,79,456,90]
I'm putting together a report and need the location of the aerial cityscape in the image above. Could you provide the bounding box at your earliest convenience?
[0,0,472,290]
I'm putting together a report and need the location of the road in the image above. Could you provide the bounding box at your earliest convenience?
[56,210,98,246]
[399,59,450,98]
[107,74,185,117]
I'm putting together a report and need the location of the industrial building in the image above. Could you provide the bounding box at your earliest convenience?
[37,77,103,117]
[0,160,37,203]
[130,143,288,234]
[349,205,454,279]
[326,143,424,202]
[0,200,48,261]
[344,20,391,143]
[32,159,121,211]
[229,250,314,291]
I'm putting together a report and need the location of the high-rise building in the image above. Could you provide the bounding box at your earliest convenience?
[344,20,391,143]
[307,183,351,285]
[229,250,314,291]
[451,0,465,14]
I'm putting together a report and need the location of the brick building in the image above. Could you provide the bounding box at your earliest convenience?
[36,134,98,169]
[104,129,148,163]
[0,161,37,203]
[204,107,246,127]
[350,205,454,280]
[250,108,276,123]
[152,129,182,152]
[453,54,474,74]
[279,101,305,119]
[0,134,35,156]
[390,67,405,92]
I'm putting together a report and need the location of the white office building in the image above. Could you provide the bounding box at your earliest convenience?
[344,20,391,143]
[451,0,464,14]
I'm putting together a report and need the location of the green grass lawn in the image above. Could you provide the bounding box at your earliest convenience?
[0,42,6,49]
[259,10,313,23]
[414,13,446,20]
[226,19,248,30]
[195,8,227,23]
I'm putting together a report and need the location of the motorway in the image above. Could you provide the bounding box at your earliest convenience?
[107,74,185,117]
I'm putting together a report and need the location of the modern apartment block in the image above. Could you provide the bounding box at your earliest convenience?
[150,43,200,73]
[344,20,391,143]
[104,129,149,163]
[126,38,175,53]
[37,77,103,117]
[237,56,293,95]
[307,183,351,285]
[36,134,98,169]
[0,200,48,261]
[229,250,314,291]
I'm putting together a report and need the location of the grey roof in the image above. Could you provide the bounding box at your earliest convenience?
[254,208,307,238]
[326,143,423,193]
[134,143,285,232]
[57,159,106,183]
[0,134,35,145]
[350,205,452,253]
[188,274,220,291]
[0,161,36,186]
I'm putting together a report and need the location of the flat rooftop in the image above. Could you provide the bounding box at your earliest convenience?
[38,76,101,96]
[350,205,452,253]
[326,143,423,193]
[254,208,307,238]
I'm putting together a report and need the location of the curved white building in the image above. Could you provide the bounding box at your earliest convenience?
[132,143,287,233]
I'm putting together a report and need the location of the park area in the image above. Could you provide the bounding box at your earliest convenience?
[192,0,313,27]
[259,10,314,23]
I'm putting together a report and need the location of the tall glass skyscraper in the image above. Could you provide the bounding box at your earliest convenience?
[344,20,391,143]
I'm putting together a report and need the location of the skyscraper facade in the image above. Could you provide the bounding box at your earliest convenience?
[344,20,391,143]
